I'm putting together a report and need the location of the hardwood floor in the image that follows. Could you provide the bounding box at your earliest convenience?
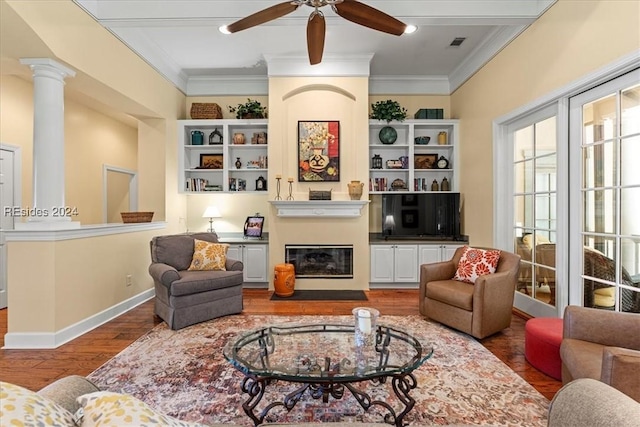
[0,289,561,400]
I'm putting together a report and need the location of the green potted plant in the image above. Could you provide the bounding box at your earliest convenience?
[228,98,267,119]
[370,99,407,144]
[370,99,408,123]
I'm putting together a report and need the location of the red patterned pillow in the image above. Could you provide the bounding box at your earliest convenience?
[453,246,501,284]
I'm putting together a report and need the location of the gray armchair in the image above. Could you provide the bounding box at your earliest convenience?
[149,232,244,330]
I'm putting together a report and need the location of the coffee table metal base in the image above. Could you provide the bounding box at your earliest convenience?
[240,372,418,426]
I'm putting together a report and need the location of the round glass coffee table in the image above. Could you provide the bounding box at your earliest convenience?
[223,322,433,426]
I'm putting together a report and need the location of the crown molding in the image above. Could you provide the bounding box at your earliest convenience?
[187,75,269,96]
[369,75,450,95]
[449,25,527,93]
[109,27,189,93]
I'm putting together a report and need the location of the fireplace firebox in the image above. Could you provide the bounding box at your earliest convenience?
[285,245,354,279]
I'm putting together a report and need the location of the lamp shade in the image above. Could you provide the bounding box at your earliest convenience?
[202,206,222,218]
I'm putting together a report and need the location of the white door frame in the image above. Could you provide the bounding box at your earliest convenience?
[0,144,22,309]
[102,165,138,223]
[494,51,639,317]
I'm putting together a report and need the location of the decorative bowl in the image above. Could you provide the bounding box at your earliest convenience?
[414,136,431,145]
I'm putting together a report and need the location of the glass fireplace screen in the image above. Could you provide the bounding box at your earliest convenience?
[285,245,354,279]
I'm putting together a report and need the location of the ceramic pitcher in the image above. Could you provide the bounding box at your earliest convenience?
[348,180,364,200]
[233,132,246,145]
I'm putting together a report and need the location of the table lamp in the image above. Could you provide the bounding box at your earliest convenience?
[383,214,396,236]
[202,206,222,233]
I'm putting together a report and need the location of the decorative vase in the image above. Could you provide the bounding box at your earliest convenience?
[308,148,329,173]
[441,177,450,191]
[274,263,295,297]
[437,131,447,145]
[431,179,439,191]
[233,133,246,145]
[348,180,364,200]
[235,157,242,169]
[378,126,398,145]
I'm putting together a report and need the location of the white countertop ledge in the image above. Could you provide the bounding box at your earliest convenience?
[4,221,167,241]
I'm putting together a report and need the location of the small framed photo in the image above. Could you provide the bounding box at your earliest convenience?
[244,215,264,238]
[414,154,438,169]
[200,154,223,169]
[402,194,417,206]
[401,210,419,228]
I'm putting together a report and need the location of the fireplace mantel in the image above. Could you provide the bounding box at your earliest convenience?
[269,200,369,218]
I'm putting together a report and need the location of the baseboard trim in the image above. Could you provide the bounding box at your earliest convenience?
[2,289,155,349]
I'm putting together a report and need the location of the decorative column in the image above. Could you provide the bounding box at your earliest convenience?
[18,58,79,229]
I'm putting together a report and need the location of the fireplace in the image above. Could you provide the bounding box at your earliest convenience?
[285,245,354,279]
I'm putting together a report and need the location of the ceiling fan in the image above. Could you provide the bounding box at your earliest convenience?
[223,0,407,65]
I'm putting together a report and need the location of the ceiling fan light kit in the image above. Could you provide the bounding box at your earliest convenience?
[224,0,407,65]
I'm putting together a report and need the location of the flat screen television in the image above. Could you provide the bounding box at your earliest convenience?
[381,193,461,239]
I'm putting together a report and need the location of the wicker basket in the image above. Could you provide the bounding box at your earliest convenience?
[121,211,154,223]
[190,103,223,119]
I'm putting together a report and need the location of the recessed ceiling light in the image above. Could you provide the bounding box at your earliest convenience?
[219,25,231,35]
[404,25,418,34]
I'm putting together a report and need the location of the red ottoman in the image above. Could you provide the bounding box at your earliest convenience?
[525,317,563,380]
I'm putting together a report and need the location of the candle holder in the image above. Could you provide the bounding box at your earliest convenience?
[353,307,379,347]
[287,178,294,200]
[275,177,282,200]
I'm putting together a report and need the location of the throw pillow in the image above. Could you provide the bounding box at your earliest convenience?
[77,391,208,427]
[0,381,75,426]
[187,239,228,271]
[454,246,501,284]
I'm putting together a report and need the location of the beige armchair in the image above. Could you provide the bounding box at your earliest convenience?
[560,305,640,402]
[419,247,521,339]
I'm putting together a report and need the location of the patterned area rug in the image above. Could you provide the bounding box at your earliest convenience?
[88,315,549,426]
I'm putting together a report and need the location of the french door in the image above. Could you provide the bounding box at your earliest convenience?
[569,70,640,313]
[505,105,562,318]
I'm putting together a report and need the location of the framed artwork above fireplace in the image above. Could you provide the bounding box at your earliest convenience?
[298,120,340,182]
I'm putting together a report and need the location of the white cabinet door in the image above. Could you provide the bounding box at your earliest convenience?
[227,245,242,263]
[227,244,268,283]
[394,245,418,282]
[370,245,395,282]
[243,244,268,282]
[442,244,463,261]
[418,245,441,265]
[418,244,464,265]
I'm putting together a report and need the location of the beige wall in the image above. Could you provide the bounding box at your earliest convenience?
[2,0,186,339]
[107,170,131,223]
[451,0,640,246]
[267,77,370,290]
[0,74,138,225]
[7,230,161,333]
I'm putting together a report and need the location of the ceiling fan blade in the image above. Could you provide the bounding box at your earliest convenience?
[226,2,299,33]
[307,11,326,65]
[334,0,406,36]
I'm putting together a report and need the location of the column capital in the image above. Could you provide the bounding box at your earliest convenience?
[20,58,76,80]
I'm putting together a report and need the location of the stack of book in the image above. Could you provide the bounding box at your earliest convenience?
[186,178,208,191]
